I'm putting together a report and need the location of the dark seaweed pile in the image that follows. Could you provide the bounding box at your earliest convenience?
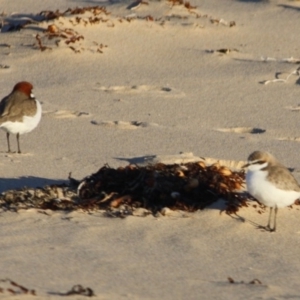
[0,162,248,216]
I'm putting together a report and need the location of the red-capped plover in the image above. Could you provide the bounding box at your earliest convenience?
[0,81,42,153]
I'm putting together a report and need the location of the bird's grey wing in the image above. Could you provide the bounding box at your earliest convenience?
[268,166,300,191]
[0,93,36,122]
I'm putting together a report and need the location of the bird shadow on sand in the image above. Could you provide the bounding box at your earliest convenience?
[228,211,269,231]
[114,155,157,166]
[0,177,68,193]
[277,4,300,12]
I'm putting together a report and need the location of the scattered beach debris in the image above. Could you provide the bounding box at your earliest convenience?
[52,285,95,297]
[215,127,266,134]
[167,0,197,10]
[90,120,158,129]
[0,161,247,217]
[0,279,36,296]
[0,43,11,48]
[36,24,91,53]
[95,84,184,98]
[206,48,239,54]
[1,5,111,32]
[2,6,110,53]
[1,1,236,54]
[227,277,264,286]
[210,19,236,27]
[45,25,83,45]
[35,33,52,52]
[0,64,9,69]
[98,85,174,94]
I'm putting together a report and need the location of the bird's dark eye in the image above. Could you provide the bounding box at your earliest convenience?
[256,160,265,165]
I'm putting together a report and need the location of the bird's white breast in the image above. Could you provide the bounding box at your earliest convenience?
[246,168,300,208]
[0,99,42,135]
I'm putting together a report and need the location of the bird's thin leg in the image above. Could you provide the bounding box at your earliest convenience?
[271,207,278,232]
[16,133,21,153]
[6,132,11,153]
[266,207,273,231]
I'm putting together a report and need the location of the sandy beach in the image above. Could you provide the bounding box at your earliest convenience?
[1,0,300,298]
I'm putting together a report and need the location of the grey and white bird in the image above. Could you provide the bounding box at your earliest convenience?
[243,150,300,232]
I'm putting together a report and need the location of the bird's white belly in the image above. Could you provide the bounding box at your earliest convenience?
[246,170,300,208]
[0,100,42,135]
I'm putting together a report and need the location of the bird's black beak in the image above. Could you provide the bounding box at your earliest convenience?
[242,162,250,169]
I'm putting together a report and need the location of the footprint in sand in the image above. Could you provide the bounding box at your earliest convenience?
[91,120,159,129]
[2,152,33,162]
[95,84,185,97]
[215,127,266,134]
[43,110,90,119]
[277,137,300,142]
[286,105,300,112]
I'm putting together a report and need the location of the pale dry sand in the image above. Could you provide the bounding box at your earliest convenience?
[1,0,300,298]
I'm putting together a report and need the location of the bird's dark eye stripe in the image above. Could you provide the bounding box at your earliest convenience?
[254,160,265,165]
